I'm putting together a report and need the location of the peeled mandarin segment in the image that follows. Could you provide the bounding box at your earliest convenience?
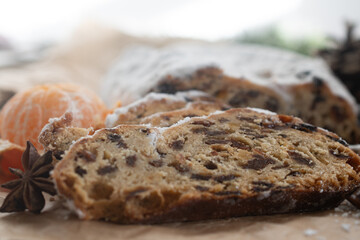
[0,140,24,182]
[0,83,108,150]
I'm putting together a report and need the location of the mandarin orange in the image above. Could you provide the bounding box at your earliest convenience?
[0,139,24,182]
[0,83,108,150]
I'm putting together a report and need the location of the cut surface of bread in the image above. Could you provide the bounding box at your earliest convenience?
[53,108,360,223]
[39,92,227,158]
[39,112,92,160]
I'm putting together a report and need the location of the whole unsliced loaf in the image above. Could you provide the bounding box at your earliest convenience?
[102,43,360,143]
[53,108,360,223]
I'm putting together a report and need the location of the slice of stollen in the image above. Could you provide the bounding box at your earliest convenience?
[53,108,360,223]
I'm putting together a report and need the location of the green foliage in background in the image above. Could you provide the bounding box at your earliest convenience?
[234,26,328,56]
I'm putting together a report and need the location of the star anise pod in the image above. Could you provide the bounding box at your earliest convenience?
[0,141,56,213]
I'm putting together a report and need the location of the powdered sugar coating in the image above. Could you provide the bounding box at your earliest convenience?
[105,90,213,128]
[247,107,276,115]
[65,199,86,219]
[38,116,64,140]
[102,43,356,114]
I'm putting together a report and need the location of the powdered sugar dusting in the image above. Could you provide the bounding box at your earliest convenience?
[147,129,159,147]
[247,107,276,115]
[166,116,193,128]
[105,90,214,128]
[39,116,62,137]
[105,112,121,128]
[105,92,183,127]
[65,199,86,219]
[175,90,212,99]
[102,42,357,115]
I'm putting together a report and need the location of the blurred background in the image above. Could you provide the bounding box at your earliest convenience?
[0,0,360,149]
[0,0,360,46]
[0,0,360,99]
[1,0,360,46]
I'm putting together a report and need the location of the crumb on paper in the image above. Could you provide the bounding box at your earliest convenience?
[341,223,351,232]
[304,229,317,236]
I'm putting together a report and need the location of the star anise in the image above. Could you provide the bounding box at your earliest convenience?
[0,141,56,213]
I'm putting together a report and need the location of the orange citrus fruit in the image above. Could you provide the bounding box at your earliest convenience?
[0,139,24,182]
[0,83,108,150]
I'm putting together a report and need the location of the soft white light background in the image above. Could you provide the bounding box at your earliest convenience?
[94,0,301,39]
[0,0,359,46]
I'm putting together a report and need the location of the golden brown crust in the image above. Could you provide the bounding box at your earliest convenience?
[135,189,353,224]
